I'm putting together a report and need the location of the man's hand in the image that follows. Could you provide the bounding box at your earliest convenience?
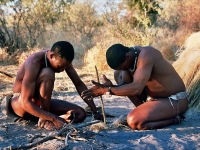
[81,75,113,100]
[93,112,104,121]
[38,116,66,131]
[92,75,113,88]
[81,83,104,100]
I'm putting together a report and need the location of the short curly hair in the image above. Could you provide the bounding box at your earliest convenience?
[51,41,74,62]
[106,44,130,69]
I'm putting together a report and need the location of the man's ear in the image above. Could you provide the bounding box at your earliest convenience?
[126,52,132,60]
[49,52,54,59]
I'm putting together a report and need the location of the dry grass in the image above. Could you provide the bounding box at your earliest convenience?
[151,28,190,61]
[0,47,41,65]
[0,48,9,63]
[83,43,110,72]
[83,35,123,73]
[160,46,176,62]
[173,32,200,111]
[0,48,17,64]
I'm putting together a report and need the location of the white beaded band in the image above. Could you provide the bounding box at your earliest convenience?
[106,87,112,98]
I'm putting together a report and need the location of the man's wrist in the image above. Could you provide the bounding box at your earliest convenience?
[92,111,100,116]
[106,87,112,97]
[51,115,57,122]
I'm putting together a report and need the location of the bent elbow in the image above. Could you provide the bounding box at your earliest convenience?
[20,99,31,111]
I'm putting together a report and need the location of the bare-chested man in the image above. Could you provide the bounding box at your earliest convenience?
[81,44,188,130]
[4,41,102,130]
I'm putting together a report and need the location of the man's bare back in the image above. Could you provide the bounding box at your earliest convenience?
[82,44,188,130]
[141,46,186,98]
[13,50,46,93]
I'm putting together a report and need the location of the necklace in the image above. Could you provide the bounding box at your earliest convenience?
[45,51,48,67]
[129,56,138,72]
[129,47,139,72]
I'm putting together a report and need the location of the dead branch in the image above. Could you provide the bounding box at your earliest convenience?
[65,130,73,147]
[95,65,106,124]
[0,70,13,78]
[11,120,100,150]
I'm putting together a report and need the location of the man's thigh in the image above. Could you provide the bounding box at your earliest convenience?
[34,67,55,99]
[129,98,188,122]
[49,99,83,116]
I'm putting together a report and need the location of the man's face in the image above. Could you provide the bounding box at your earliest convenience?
[115,58,132,71]
[50,56,71,73]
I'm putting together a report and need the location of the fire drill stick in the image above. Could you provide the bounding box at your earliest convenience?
[95,65,106,124]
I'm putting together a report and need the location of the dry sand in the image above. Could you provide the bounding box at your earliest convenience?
[0,65,200,150]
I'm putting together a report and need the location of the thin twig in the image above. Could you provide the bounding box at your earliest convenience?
[65,130,73,146]
[11,120,100,150]
[0,70,13,78]
[95,65,106,124]
[69,135,87,141]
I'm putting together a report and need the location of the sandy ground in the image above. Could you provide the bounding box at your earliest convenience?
[0,64,200,150]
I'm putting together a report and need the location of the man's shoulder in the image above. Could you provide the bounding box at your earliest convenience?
[138,46,162,66]
[141,46,156,51]
[141,46,161,56]
[23,52,43,67]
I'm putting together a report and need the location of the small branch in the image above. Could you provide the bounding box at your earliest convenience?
[11,120,100,150]
[65,130,73,147]
[95,65,106,124]
[0,70,13,78]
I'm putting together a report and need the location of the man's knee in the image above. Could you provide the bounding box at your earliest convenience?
[74,107,86,123]
[127,112,146,130]
[114,70,121,84]
[37,68,55,83]
[123,71,133,83]
[114,70,133,84]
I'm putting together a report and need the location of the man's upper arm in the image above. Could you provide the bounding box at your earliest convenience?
[132,50,155,92]
[65,64,83,86]
[20,61,39,106]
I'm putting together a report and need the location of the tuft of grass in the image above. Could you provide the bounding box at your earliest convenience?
[83,44,110,72]
[173,32,200,111]
[151,28,190,61]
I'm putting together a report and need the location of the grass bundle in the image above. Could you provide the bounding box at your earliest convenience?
[83,43,111,72]
[173,32,200,111]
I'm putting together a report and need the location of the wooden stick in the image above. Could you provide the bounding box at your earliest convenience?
[0,70,13,78]
[11,120,100,150]
[95,65,106,124]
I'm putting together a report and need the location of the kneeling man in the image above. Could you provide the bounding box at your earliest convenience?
[2,41,102,130]
[82,44,188,130]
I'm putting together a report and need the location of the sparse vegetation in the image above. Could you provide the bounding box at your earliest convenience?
[0,0,200,109]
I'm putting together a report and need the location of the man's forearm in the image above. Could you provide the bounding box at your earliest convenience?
[21,100,56,122]
[102,83,141,97]
[112,82,127,87]
[76,83,98,113]
[82,98,98,113]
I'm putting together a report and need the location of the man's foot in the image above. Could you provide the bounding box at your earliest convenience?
[59,110,75,123]
[173,115,185,124]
